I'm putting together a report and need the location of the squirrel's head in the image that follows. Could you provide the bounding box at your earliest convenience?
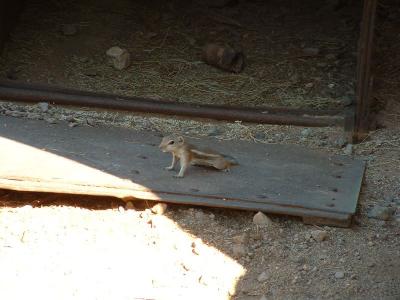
[159,135,185,152]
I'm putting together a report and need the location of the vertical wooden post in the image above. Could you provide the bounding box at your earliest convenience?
[353,0,377,142]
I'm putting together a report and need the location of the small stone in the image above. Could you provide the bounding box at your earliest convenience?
[334,271,345,279]
[46,118,57,124]
[151,203,167,215]
[118,206,125,213]
[125,201,135,210]
[257,271,270,282]
[232,244,247,257]
[367,205,395,221]
[301,128,312,137]
[38,102,49,112]
[325,54,337,60]
[253,211,273,226]
[335,136,347,148]
[207,126,222,136]
[328,83,335,89]
[84,69,98,77]
[303,47,320,56]
[106,46,130,70]
[68,122,78,128]
[305,82,314,88]
[254,131,266,139]
[61,24,78,36]
[194,210,207,220]
[344,144,353,155]
[310,230,328,242]
[341,95,353,106]
[232,233,248,244]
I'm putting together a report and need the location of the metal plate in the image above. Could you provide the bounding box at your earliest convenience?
[0,116,365,226]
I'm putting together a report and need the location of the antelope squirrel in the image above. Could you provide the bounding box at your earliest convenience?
[159,135,238,178]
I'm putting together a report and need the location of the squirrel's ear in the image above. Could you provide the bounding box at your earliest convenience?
[177,136,184,143]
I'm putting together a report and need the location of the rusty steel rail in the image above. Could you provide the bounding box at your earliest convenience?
[0,81,345,127]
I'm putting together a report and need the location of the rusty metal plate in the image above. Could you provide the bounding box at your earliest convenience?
[0,116,365,226]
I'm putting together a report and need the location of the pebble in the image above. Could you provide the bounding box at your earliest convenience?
[45,118,57,124]
[254,131,266,139]
[38,102,49,112]
[207,126,222,136]
[325,54,337,60]
[334,271,345,279]
[151,203,167,215]
[341,95,353,106]
[335,136,347,148]
[68,122,78,128]
[106,46,130,70]
[344,144,353,155]
[232,244,247,257]
[257,271,270,282]
[367,205,394,221]
[232,233,248,244]
[305,82,314,88]
[118,206,125,213]
[61,24,78,36]
[253,212,273,226]
[301,128,312,137]
[303,47,320,56]
[310,230,328,242]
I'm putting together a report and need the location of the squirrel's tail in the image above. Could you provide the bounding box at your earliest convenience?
[222,154,239,165]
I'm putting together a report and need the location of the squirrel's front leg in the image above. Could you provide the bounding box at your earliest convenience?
[165,153,177,171]
[174,154,189,178]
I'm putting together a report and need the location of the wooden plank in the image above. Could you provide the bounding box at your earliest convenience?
[0,116,365,226]
[354,0,378,141]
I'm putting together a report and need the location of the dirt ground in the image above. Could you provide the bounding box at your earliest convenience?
[0,0,361,109]
[0,0,400,299]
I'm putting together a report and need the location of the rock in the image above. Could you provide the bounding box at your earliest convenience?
[151,203,167,215]
[305,82,314,88]
[254,131,266,139]
[334,271,345,279]
[311,230,328,242]
[344,144,353,155]
[335,136,347,148]
[325,53,337,60]
[106,46,130,70]
[341,95,353,106]
[257,271,270,282]
[125,201,135,210]
[61,24,78,36]
[232,244,247,257]
[301,128,312,137]
[194,210,207,220]
[367,205,395,221]
[84,69,98,77]
[45,118,57,124]
[253,211,273,226]
[118,206,125,213]
[68,122,78,128]
[232,233,248,244]
[38,102,49,112]
[207,126,222,136]
[303,47,320,56]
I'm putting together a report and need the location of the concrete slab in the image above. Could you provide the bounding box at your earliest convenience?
[0,116,365,226]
